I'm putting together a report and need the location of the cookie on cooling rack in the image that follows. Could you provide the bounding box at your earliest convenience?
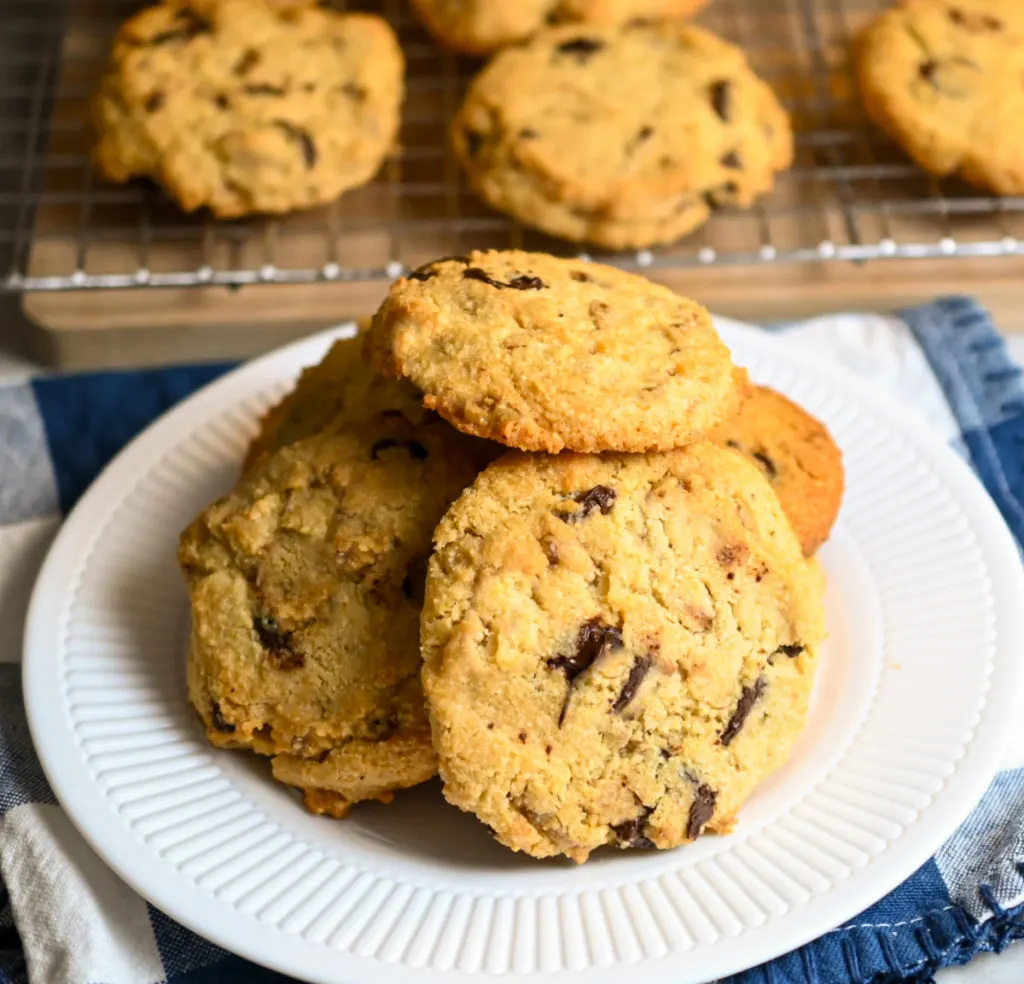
[179,410,480,817]
[451,20,792,249]
[421,443,825,862]
[709,386,844,556]
[857,0,1024,195]
[409,0,711,56]
[367,250,751,453]
[92,0,404,216]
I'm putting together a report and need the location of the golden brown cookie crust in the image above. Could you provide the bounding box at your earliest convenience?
[368,250,750,454]
[93,0,404,216]
[422,444,825,862]
[452,21,791,249]
[857,0,1024,195]
[709,386,844,555]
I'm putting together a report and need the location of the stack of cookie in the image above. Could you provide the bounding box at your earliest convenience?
[179,249,843,862]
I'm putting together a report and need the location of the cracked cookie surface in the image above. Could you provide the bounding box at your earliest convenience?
[93,0,403,216]
[709,386,844,555]
[451,21,792,248]
[179,410,480,816]
[368,249,750,453]
[409,0,710,56]
[421,443,824,861]
[857,0,1024,194]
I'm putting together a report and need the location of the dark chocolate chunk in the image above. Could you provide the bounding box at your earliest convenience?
[462,267,546,290]
[919,59,938,83]
[686,784,717,839]
[245,83,286,96]
[253,611,304,669]
[214,93,229,110]
[149,10,209,45]
[612,806,655,848]
[144,91,164,113]
[710,80,732,122]
[518,731,527,743]
[704,180,740,210]
[570,270,592,283]
[370,438,428,461]
[548,619,623,683]
[612,654,653,713]
[275,121,317,168]
[557,37,604,58]
[775,644,804,658]
[464,129,485,156]
[234,48,261,75]
[720,677,766,746]
[407,255,470,282]
[341,81,367,101]
[402,556,429,605]
[557,485,616,523]
[720,150,741,169]
[752,451,778,479]
[210,702,235,733]
[725,439,741,449]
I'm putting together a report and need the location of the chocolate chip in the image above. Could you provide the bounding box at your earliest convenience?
[556,37,604,58]
[275,121,316,168]
[253,612,304,670]
[775,644,804,658]
[612,654,653,713]
[214,93,229,110]
[402,556,429,605]
[144,91,164,113]
[370,438,428,461]
[720,150,741,169]
[557,485,616,523]
[704,180,740,210]
[752,451,778,479]
[462,268,546,290]
[687,784,717,839]
[210,702,235,733]
[570,270,592,283]
[245,84,286,96]
[725,439,741,449]
[464,129,485,156]
[549,619,623,683]
[234,48,261,75]
[720,677,766,746]
[149,11,210,45]
[949,7,1002,31]
[519,128,540,139]
[919,60,938,83]
[341,81,367,101]
[518,731,527,743]
[612,807,655,848]
[407,255,469,281]
[710,80,732,122]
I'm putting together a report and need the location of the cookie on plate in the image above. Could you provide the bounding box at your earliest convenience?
[709,386,844,555]
[421,443,825,862]
[179,409,480,817]
[368,250,750,453]
[93,0,404,216]
[452,21,792,249]
[857,0,1024,195]
[409,0,710,56]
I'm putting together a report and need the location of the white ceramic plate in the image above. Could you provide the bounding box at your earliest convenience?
[24,319,1024,984]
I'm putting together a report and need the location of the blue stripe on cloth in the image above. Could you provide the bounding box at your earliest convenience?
[0,385,58,524]
[0,665,55,815]
[30,364,232,515]
[901,297,1024,546]
[0,884,27,984]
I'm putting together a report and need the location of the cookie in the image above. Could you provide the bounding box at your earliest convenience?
[92,0,404,216]
[179,409,481,816]
[421,443,825,862]
[709,386,844,555]
[368,250,750,453]
[451,21,792,249]
[245,333,428,469]
[857,1,1024,195]
[409,0,710,56]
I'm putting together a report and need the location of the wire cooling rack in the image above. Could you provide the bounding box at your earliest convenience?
[4,0,1024,292]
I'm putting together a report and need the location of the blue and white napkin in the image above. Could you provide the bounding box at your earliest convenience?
[0,297,1022,984]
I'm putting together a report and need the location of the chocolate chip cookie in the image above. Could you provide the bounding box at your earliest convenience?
[421,443,825,862]
[93,0,404,216]
[409,0,710,56]
[857,0,1024,194]
[452,21,792,249]
[710,386,844,555]
[179,409,480,817]
[368,250,750,453]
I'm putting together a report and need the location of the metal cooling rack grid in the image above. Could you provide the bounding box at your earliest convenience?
[3,0,1024,292]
